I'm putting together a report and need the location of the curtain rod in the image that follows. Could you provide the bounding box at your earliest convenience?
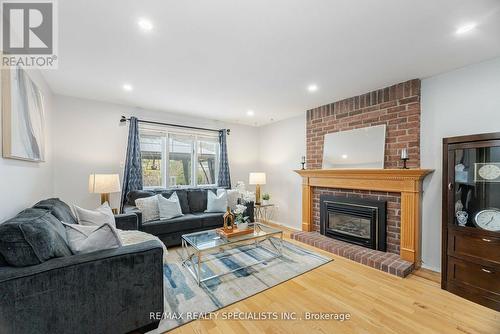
[120,116,230,135]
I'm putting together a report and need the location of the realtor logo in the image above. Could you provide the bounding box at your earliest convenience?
[1,0,58,68]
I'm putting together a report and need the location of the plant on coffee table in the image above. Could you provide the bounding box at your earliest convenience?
[234,204,249,229]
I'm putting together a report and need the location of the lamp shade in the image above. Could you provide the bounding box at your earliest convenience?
[89,174,121,193]
[249,172,266,185]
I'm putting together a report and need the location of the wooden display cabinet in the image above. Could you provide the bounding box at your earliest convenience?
[442,132,500,311]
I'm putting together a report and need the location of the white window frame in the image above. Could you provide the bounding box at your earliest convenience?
[139,126,219,189]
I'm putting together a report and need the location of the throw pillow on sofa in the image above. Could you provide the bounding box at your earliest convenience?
[62,222,122,254]
[158,193,183,220]
[161,190,190,214]
[205,190,228,213]
[0,208,72,267]
[74,202,115,227]
[34,198,78,224]
[135,195,160,222]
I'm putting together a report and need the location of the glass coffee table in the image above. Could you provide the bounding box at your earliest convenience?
[181,223,283,285]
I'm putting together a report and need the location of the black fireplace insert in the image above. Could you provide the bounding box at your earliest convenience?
[320,195,386,251]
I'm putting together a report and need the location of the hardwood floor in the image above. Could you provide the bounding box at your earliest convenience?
[168,235,499,334]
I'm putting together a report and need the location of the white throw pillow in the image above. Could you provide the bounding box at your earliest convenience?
[135,195,160,223]
[217,189,240,210]
[62,222,122,254]
[205,190,228,213]
[74,202,115,228]
[158,193,183,220]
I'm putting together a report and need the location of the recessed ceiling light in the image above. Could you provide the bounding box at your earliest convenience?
[307,84,318,92]
[138,18,153,32]
[341,154,348,159]
[455,23,477,35]
[122,83,133,91]
[246,110,255,116]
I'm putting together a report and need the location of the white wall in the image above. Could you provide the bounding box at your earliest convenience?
[421,57,500,272]
[52,95,260,210]
[0,70,54,222]
[258,115,305,230]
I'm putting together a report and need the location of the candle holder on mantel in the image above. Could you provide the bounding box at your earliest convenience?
[400,148,409,169]
[301,156,306,170]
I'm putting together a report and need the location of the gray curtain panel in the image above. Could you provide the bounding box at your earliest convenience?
[217,129,231,188]
[120,117,143,212]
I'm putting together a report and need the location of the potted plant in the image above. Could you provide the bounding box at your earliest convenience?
[261,193,270,205]
[234,204,250,230]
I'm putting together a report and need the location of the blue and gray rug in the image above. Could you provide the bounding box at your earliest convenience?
[149,239,332,333]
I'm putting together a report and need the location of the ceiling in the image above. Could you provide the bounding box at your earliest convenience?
[42,0,500,126]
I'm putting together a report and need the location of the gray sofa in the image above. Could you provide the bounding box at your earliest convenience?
[0,198,164,334]
[123,188,255,247]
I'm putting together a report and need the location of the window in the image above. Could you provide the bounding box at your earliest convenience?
[168,134,192,186]
[140,135,164,188]
[196,137,218,185]
[140,129,219,188]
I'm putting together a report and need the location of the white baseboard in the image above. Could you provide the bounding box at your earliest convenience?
[420,263,441,273]
[263,219,301,231]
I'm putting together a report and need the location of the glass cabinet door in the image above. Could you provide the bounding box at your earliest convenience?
[451,143,500,232]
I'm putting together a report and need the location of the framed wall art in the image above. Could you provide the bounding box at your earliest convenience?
[2,68,46,162]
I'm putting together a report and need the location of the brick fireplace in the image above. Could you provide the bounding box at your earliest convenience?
[306,79,420,255]
[292,79,432,277]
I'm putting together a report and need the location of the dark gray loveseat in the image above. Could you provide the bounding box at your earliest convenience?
[0,198,164,334]
[123,188,254,247]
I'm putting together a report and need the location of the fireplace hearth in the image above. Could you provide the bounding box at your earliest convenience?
[320,195,386,251]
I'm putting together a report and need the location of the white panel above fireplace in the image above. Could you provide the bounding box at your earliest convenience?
[322,125,386,169]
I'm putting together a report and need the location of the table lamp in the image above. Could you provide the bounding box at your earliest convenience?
[249,172,266,205]
[89,173,121,206]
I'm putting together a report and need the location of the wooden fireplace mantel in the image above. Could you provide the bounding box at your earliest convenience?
[294,168,433,265]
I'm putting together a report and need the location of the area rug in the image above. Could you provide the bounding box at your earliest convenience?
[148,239,332,333]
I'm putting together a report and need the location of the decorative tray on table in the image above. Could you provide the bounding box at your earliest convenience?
[216,227,253,238]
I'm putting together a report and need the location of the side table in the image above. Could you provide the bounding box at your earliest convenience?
[254,203,275,223]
